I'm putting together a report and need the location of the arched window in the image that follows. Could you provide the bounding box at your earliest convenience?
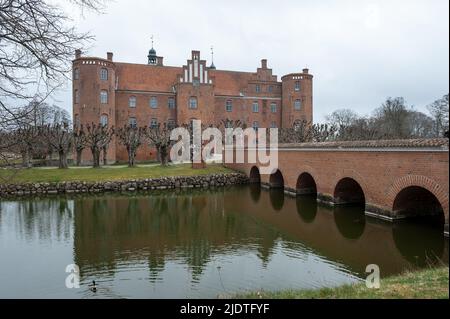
[149,96,158,108]
[168,97,175,109]
[100,90,108,104]
[74,68,80,80]
[129,117,137,128]
[295,81,300,91]
[100,68,108,80]
[100,114,108,127]
[294,99,301,110]
[74,90,80,104]
[252,101,259,113]
[226,100,232,112]
[189,97,198,109]
[150,118,158,128]
[270,102,277,113]
[129,96,136,108]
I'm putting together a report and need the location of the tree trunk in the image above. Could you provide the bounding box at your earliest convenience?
[76,149,82,166]
[128,148,135,167]
[21,150,32,168]
[91,147,100,168]
[159,146,169,166]
[58,150,68,169]
[102,146,107,166]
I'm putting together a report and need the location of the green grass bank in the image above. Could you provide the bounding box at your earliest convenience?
[236,267,449,299]
[0,164,233,184]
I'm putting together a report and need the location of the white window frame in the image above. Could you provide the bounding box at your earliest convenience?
[100,90,108,104]
[100,68,108,81]
[129,96,136,108]
[252,101,259,113]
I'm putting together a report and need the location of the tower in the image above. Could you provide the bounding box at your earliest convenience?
[281,68,313,128]
[72,50,117,164]
[148,36,157,65]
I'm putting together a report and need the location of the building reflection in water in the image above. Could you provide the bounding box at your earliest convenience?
[0,184,448,297]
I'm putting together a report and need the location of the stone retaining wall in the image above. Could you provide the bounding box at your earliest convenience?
[0,173,249,198]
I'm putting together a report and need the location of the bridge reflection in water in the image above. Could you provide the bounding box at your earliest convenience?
[0,185,447,298]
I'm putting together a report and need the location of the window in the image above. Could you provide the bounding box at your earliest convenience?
[294,99,301,110]
[226,100,232,112]
[100,114,108,127]
[129,117,137,128]
[167,119,176,129]
[295,81,300,91]
[129,96,136,108]
[271,121,277,128]
[150,118,158,128]
[255,84,261,93]
[74,114,80,127]
[252,121,259,131]
[74,90,80,104]
[189,97,198,109]
[150,96,158,108]
[100,68,108,81]
[74,68,80,80]
[268,85,273,93]
[270,103,277,113]
[252,101,259,113]
[168,97,176,109]
[100,90,108,104]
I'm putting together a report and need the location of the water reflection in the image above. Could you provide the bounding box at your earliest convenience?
[269,188,284,211]
[296,196,318,223]
[392,219,446,267]
[0,185,448,298]
[333,205,366,240]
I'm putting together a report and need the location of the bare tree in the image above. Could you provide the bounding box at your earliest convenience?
[84,123,114,168]
[0,0,105,131]
[73,125,87,166]
[40,123,73,169]
[427,94,449,137]
[145,123,174,166]
[325,109,359,129]
[13,125,40,168]
[116,125,145,167]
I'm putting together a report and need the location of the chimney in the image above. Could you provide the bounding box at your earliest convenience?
[75,49,81,59]
[302,68,309,74]
[261,59,267,69]
[107,52,113,61]
[157,56,164,66]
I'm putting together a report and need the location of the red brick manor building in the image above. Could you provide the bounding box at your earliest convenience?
[72,46,313,163]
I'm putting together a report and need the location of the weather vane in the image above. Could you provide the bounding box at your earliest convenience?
[151,35,154,48]
[210,45,214,63]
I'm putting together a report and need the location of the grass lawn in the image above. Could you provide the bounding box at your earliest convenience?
[0,163,233,184]
[235,267,449,299]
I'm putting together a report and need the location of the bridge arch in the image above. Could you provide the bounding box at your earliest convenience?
[333,177,366,206]
[296,172,317,196]
[387,175,449,223]
[269,169,284,189]
[249,166,261,184]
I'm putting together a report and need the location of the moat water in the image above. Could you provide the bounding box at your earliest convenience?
[0,185,448,298]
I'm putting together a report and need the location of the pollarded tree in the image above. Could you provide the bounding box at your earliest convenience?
[144,123,173,166]
[73,125,87,166]
[116,125,146,167]
[40,123,73,169]
[84,123,114,168]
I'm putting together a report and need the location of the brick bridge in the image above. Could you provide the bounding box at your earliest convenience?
[224,138,449,236]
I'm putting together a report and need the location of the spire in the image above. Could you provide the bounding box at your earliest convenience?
[148,35,157,65]
[209,45,216,69]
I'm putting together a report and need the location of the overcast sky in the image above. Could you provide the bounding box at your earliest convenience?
[55,0,449,122]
